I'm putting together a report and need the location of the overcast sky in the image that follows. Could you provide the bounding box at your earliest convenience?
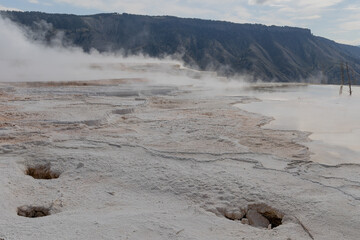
[1,0,360,45]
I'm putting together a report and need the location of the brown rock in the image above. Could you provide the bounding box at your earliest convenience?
[241,218,249,225]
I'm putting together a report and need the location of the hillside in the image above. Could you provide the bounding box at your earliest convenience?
[2,11,360,83]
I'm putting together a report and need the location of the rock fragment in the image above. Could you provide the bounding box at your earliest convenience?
[246,209,270,228]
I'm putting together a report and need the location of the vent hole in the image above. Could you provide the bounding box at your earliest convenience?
[17,205,51,218]
[218,204,283,229]
[25,164,60,179]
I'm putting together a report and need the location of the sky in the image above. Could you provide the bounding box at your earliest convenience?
[0,0,360,46]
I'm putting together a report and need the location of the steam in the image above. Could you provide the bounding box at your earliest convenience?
[0,14,322,88]
[0,15,253,92]
[238,84,360,165]
[0,16,183,82]
[2,14,359,167]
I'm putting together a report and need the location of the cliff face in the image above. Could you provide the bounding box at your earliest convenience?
[2,11,360,83]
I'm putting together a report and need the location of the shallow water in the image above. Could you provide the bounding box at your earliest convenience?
[238,84,360,165]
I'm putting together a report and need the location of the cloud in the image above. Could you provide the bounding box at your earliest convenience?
[341,20,360,31]
[334,14,360,42]
[51,0,219,18]
[29,0,40,4]
[31,0,341,29]
[293,15,321,20]
[335,37,360,45]
[48,0,343,29]
[344,4,360,11]
[0,4,23,11]
[248,0,343,8]
[248,0,270,5]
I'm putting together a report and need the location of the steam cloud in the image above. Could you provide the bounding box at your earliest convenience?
[0,16,183,82]
[0,15,252,93]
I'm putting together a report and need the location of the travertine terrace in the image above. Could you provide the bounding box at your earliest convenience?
[0,79,359,240]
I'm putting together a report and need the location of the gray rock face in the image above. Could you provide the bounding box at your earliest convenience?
[2,11,360,83]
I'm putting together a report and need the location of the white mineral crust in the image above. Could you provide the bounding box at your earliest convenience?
[0,79,359,240]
